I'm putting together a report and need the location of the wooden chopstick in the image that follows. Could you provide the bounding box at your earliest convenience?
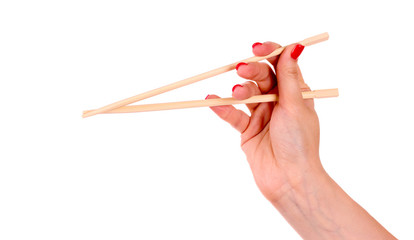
[83,88,338,114]
[82,32,330,118]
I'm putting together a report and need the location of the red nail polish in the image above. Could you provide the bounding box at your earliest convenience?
[252,42,262,48]
[232,84,242,92]
[205,94,210,100]
[291,44,305,60]
[236,62,247,70]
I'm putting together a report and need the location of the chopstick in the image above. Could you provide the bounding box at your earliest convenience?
[82,32,330,118]
[83,88,338,114]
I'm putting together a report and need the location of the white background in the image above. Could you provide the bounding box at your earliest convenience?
[1,0,413,239]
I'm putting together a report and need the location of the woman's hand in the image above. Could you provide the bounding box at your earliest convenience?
[207,42,323,202]
[207,42,396,239]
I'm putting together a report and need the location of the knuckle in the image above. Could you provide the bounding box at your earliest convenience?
[231,110,243,129]
[253,66,269,82]
[244,81,257,89]
[221,107,234,121]
[283,66,299,77]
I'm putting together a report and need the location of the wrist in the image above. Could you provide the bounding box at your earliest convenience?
[271,163,333,209]
[269,164,396,239]
[272,155,328,203]
[270,165,342,238]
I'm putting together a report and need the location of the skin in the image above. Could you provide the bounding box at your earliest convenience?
[206,42,396,239]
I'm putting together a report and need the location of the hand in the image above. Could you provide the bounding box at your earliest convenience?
[207,42,324,202]
[207,42,396,239]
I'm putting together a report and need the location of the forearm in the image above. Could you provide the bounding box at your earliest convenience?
[272,164,396,240]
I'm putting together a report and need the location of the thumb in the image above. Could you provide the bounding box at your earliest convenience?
[276,44,305,106]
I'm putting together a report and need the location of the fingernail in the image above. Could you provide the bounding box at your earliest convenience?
[236,62,247,71]
[252,42,262,48]
[291,44,305,60]
[205,94,210,100]
[232,84,243,92]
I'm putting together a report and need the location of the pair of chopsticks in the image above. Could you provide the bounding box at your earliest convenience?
[83,32,337,118]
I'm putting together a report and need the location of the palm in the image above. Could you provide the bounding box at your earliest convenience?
[240,102,289,201]
[240,99,319,201]
[208,42,320,201]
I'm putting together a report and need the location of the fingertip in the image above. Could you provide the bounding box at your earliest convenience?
[206,95,222,112]
[236,63,249,79]
[206,94,227,113]
[231,84,245,100]
[236,62,260,83]
[252,41,281,56]
[236,62,248,71]
[232,82,262,102]
[290,44,305,60]
[278,44,299,67]
[252,42,262,49]
[236,62,251,78]
[252,43,265,56]
[232,84,243,93]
